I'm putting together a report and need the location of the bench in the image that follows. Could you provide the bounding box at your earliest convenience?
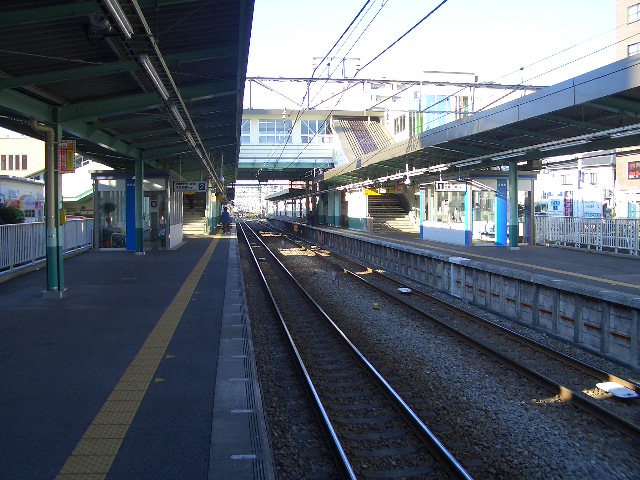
[481,221,495,240]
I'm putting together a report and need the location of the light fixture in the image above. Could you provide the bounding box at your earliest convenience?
[185,131,195,147]
[139,54,170,101]
[611,129,640,138]
[169,105,186,130]
[456,159,482,167]
[103,0,133,39]
[404,176,411,185]
[539,140,590,152]
[492,152,526,161]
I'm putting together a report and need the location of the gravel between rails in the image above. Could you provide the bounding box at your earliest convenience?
[250,230,640,480]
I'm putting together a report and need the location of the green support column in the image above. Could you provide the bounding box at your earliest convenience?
[135,159,144,254]
[54,124,65,292]
[509,162,519,249]
[31,118,65,298]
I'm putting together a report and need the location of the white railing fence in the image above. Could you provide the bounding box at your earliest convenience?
[0,219,94,278]
[535,216,640,256]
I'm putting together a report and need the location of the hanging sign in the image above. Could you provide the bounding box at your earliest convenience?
[58,140,76,173]
[173,181,206,192]
[435,181,466,191]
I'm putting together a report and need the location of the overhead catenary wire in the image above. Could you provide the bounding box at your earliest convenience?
[269,0,446,176]
[263,0,385,176]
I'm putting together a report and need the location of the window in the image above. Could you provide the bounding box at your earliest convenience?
[393,115,406,134]
[259,119,292,143]
[561,174,571,185]
[589,172,597,185]
[301,119,332,143]
[629,42,640,57]
[1,155,5,170]
[241,119,251,144]
[629,4,640,23]
[8,154,13,170]
[21,154,27,170]
[628,161,640,179]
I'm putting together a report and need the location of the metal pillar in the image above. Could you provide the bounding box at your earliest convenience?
[419,186,425,239]
[509,162,519,249]
[465,181,472,246]
[31,119,66,297]
[135,159,144,254]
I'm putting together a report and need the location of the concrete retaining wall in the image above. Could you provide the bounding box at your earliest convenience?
[270,219,640,371]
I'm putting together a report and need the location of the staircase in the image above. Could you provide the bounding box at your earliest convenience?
[182,194,206,236]
[368,194,417,234]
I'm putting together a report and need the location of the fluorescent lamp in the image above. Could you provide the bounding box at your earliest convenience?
[103,0,133,39]
[457,159,482,167]
[139,54,170,101]
[169,105,186,130]
[539,140,590,152]
[611,129,640,138]
[185,131,195,147]
[492,152,526,161]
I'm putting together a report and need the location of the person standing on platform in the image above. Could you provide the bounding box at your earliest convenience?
[221,206,231,233]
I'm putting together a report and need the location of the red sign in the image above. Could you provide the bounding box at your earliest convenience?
[58,140,76,173]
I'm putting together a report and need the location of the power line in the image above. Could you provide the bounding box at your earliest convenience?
[355,0,450,77]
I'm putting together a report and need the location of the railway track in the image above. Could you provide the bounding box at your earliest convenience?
[239,222,473,479]
[254,220,640,442]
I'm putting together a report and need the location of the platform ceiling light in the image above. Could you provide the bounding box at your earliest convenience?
[169,105,186,130]
[610,129,640,138]
[539,139,590,152]
[456,159,482,167]
[103,0,133,39]
[139,54,170,101]
[185,131,196,147]
[492,152,526,161]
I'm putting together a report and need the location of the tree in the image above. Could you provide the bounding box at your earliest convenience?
[0,204,26,225]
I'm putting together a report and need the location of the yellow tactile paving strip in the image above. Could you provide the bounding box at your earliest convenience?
[56,235,220,480]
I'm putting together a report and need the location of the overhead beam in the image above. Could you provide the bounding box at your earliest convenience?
[0,88,56,122]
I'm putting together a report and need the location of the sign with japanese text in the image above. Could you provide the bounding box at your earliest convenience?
[58,140,76,173]
[173,181,207,192]
[435,181,466,191]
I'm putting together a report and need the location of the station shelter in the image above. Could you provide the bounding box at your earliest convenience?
[417,171,535,246]
[91,170,185,251]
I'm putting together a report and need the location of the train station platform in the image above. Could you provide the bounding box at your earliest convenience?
[270,217,640,371]
[0,230,274,480]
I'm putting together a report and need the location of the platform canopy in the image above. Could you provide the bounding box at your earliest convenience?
[322,56,640,188]
[0,1,254,197]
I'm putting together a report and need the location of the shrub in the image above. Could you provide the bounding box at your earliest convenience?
[0,204,26,225]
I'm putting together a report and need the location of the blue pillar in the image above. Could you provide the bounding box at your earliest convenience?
[126,178,136,250]
[509,162,519,249]
[419,186,425,239]
[496,179,507,246]
[135,159,144,253]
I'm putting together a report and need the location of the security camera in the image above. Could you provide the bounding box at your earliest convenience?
[89,12,112,36]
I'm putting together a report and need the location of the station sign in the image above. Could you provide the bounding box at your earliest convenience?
[58,140,76,173]
[435,181,466,191]
[173,181,207,192]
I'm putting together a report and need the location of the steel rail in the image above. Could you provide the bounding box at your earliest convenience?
[240,221,473,480]
[258,220,640,441]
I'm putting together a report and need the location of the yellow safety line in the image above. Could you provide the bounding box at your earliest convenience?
[394,237,640,291]
[56,234,221,480]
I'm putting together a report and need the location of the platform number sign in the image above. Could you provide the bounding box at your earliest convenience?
[58,140,76,173]
[173,181,207,192]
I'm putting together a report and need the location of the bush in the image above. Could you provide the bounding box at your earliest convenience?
[0,204,26,225]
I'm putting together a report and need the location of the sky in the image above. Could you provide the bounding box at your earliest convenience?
[247,0,617,87]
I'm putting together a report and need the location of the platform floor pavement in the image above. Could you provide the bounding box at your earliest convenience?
[0,230,274,480]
